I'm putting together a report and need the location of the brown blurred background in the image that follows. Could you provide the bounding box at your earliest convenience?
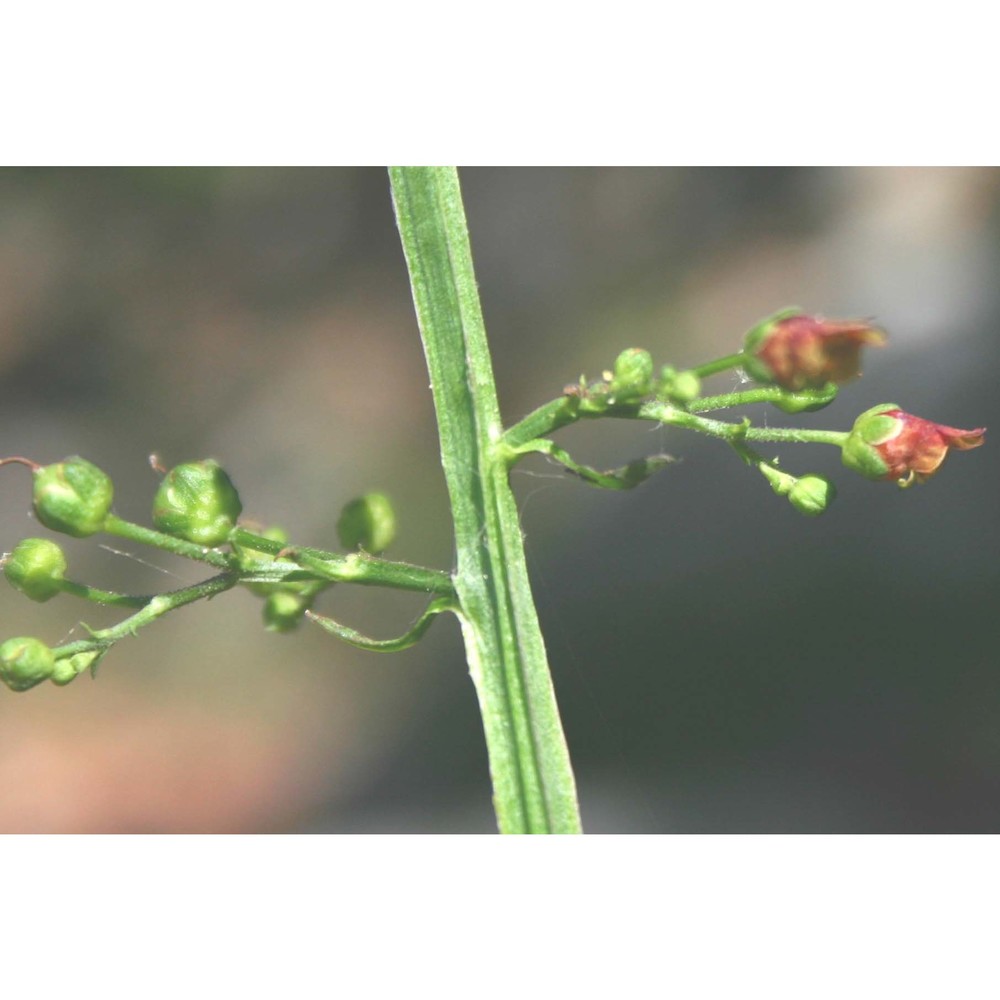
[0,167,997,833]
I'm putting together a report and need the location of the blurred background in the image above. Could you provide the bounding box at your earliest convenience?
[0,167,996,833]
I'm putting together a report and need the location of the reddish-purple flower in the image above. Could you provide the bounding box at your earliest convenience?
[842,404,986,485]
[743,308,886,391]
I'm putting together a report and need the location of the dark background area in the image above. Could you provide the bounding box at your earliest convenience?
[0,167,996,832]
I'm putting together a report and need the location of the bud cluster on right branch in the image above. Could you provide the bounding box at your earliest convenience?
[738,308,985,488]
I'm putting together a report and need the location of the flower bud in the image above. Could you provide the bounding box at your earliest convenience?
[842,404,986,485]
[262,591,310,633]
[33,456,113,537]
[0,637,56,692]
[657,366,701,405]
[337,493,397,553]
[3,538,67,602]
[152,460,243,545]
[787,475,836,516]
[608,348,654,403]
[50,650,101,686]
[742,309,885,391]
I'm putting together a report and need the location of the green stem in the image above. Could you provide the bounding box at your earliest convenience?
[390,166,582,834]
[637,403,850,446]
[690,383,838,414]
[58,580,150,608]
[505,390,850,453]
[690,352,746,378]
[102,514,232,569]
[726,439,796,490]
[229,527,455,596]
[52,573,237,659]
[502,395,584,449]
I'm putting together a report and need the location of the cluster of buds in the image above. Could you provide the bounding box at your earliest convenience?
[233,524,317,633]
[2,448,406,691]
[234,492,399,633]
[0,636,99,692]
[738,309,985,490]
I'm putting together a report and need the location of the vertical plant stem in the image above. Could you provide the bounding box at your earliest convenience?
[390,166,582,834]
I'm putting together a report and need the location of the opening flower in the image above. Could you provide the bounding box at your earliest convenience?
[743,308,886,391]
[841,403,986,485]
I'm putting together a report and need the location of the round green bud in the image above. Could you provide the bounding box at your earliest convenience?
[787,475,837,517]
[669,371,701,404]
[337,493,397,553]
[33,456,114,537]
[3,538,67,602]
[609,348,654,403]
[152,460,243,546]
[657,366,701,405]
[262,590,309,633]
[50,650,101,686]
[0,637,56,692]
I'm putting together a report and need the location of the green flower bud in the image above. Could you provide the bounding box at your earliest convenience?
[337,493,397,553]
[787,475,836,516]
[33,456,114,537]
[262,590,310,633]
[0,637,56,692]
[3,538,67,602]
[608,348,654,403]
[152,460,243,546]
[51,650,101,686]
[657,366,701,405]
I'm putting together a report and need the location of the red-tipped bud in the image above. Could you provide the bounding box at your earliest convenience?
[842,404,986,485]
[743,309,885,391]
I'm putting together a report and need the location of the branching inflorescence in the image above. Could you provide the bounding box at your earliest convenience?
[0,307,985,695]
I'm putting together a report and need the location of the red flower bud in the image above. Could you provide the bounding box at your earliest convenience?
[842,404,986,485]
[743,309,886,391]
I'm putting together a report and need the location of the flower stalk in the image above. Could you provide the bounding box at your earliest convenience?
[0,172,986,837]
[390,166,583,834]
